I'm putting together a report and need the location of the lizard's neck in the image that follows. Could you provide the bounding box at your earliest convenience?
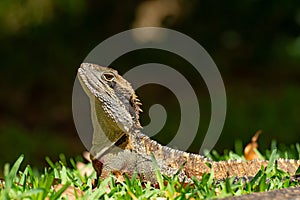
[90,96,132,160]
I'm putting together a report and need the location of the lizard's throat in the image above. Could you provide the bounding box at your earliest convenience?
[90,97,134,160]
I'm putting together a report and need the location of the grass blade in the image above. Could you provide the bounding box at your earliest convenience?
[5,154,24,189]
[150,153,164,190]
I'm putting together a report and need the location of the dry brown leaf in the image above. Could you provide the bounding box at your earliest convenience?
[244,130,262,160]
[112,171,126,183]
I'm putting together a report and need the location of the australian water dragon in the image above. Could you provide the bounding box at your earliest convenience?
[77,63,300,197]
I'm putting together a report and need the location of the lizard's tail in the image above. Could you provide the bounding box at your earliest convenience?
[184,155,300,180]
[209,159,300,180]
[132,132,300,180]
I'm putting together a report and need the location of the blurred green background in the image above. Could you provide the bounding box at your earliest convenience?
[0,0,299,171]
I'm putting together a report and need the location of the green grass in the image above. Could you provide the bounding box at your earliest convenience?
[1,142,300,199]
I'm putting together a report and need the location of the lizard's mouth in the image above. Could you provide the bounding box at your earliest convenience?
[78,63,102,96]
[78,63,115,100]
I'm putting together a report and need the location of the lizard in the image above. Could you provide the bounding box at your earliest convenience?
[77,62,300,184]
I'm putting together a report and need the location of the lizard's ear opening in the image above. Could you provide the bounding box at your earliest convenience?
[130,94,143,129]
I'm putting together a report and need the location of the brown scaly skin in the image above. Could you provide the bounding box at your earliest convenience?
[78,63,300,183]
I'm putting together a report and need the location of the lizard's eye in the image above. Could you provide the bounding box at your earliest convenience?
[102,72,115,82]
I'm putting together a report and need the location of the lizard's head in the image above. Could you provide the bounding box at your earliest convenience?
[78,63,142,136]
